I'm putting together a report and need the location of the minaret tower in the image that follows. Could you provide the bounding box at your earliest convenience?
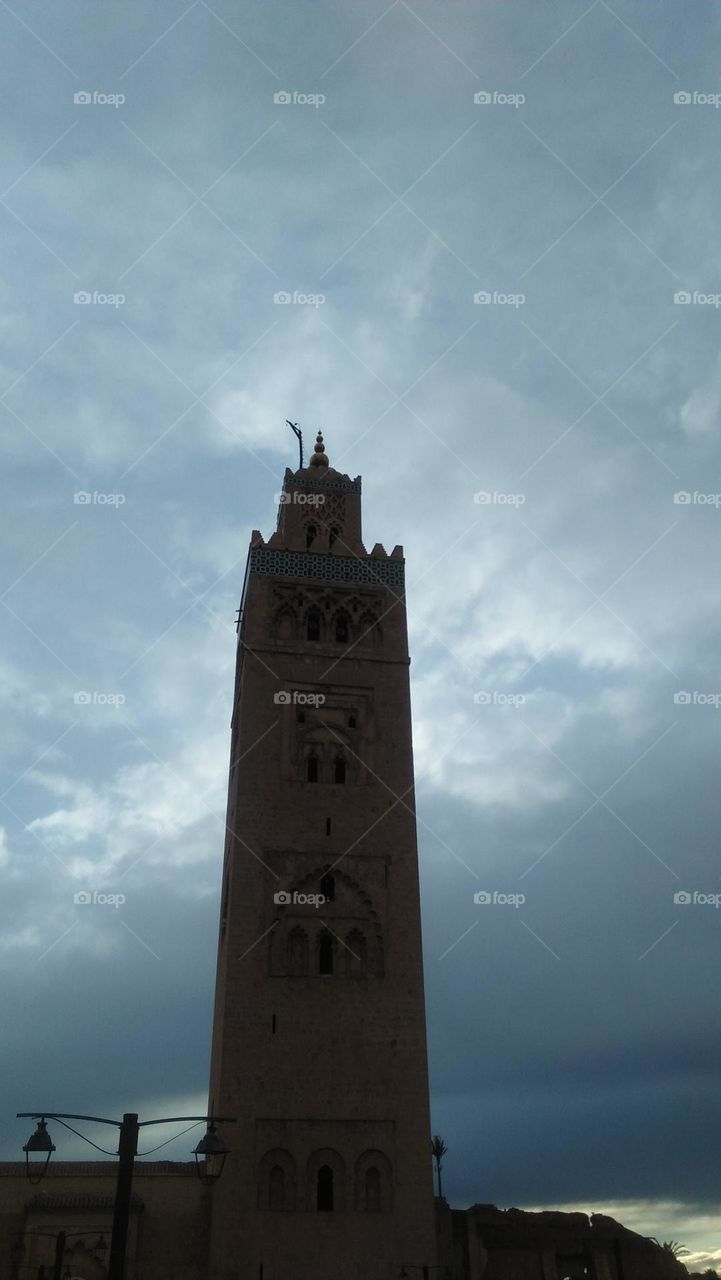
[207,434,436,1280]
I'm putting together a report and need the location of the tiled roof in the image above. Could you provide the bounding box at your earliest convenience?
[0,1160,196,1177]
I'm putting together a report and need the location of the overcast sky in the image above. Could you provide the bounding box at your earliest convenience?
[1,0,720,1266]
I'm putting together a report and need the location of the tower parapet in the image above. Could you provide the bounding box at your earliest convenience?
[247,432,404,595]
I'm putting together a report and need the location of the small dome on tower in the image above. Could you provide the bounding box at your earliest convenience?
[309,431,328,467]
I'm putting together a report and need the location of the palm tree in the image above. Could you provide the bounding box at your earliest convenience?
[431,1135,448,1200]
[662,1242,690,1258]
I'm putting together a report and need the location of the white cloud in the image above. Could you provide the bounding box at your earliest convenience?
[680,357,721,439]
[535,1200,721,1266]
[28,733,226,882]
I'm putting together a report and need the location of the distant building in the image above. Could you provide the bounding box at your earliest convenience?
[0,439,688,1280]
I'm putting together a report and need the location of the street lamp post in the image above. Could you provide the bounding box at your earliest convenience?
[18,1111,235,1280]
[106,1113,138,1280]
[52,1230,65,1280]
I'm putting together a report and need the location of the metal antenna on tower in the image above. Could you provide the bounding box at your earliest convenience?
[286,420,303,469]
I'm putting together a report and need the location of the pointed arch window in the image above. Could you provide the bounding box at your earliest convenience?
[306,525,317,549]
[319,930,334,975]
[306,611,320,642]
[317,1165,334,1211]
[259,1149,296,1212]
[287,927,308,977]
[320,872,335,902]
[365,1166,381,1211]
[307,754,319,783]
[334,756,346,785]
[359,612,381,650]
[346,929,367,978]
[354,1150,391,1213]
[335,615,349,643]
[329,525,340,550]
[269,1165,285,1211]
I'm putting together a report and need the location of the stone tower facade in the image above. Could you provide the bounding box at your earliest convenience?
[207,434,436,1280]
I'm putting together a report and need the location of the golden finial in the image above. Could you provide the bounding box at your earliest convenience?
[309,431,328,467]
